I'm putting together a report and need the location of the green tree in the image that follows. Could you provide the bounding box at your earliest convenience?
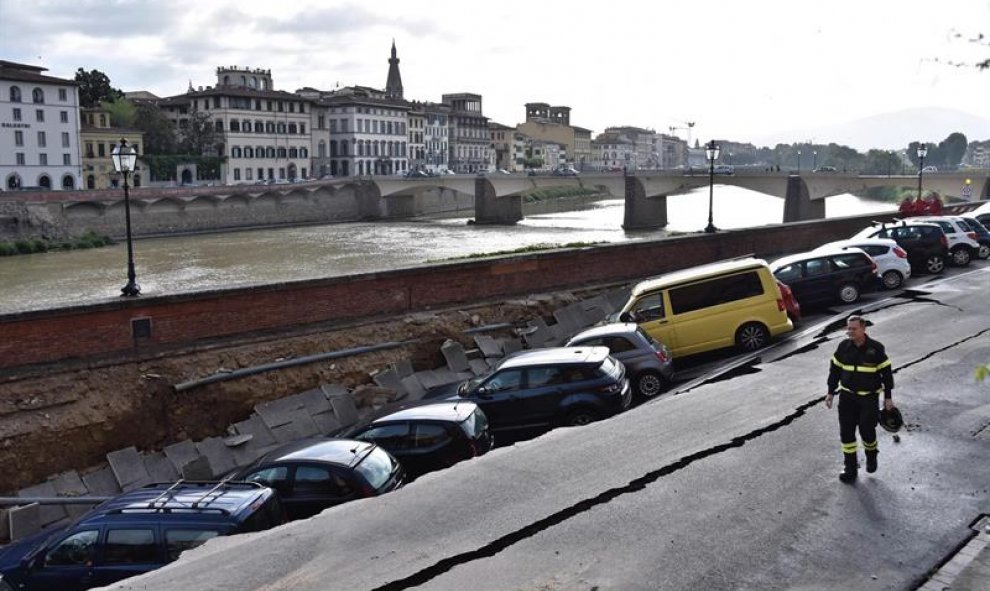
[179,111,220,155]
[74,68,123,108]
[937,132,968,168]
[100,98,136,128]
[132,102,177,155]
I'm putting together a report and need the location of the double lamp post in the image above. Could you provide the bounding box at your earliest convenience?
[916,142,929,200]
[705,139,720,233]
[112,138,140,297]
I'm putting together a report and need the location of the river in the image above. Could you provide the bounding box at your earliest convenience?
[0,187,895,314]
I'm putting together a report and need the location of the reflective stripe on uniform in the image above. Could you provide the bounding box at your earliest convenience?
[863,440,878,451]
[836,383,882,396]
[841,442,858,454]
[831,356,891,373]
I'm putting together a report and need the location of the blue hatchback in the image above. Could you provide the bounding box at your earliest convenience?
[0,481,284,591]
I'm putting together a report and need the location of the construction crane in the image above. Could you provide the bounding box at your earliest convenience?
[667,121,696,146]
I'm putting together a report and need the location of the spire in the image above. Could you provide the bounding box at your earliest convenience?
[385,39,403,101]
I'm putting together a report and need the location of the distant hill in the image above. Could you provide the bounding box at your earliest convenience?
[752,107,990,151]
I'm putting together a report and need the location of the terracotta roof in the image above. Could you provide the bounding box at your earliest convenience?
[0,60,77,85]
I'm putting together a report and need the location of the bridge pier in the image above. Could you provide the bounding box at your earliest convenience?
[383,194,416,218]
[474,177,522,224]
[355,182,383,219]
[783,176,824,223]
[622,175,667,230]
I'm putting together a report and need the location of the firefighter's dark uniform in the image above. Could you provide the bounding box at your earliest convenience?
[827,335,893,479]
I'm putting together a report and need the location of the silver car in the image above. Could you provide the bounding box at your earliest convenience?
[565,323,674,398]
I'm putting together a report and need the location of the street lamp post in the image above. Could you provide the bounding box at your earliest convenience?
[916,143,928,199]
[813,150,817,171]
[705,140,720,233]
[111,138,140,297]
[797,150,801,172]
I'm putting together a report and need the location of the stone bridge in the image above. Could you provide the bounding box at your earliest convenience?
[3,171,988,239]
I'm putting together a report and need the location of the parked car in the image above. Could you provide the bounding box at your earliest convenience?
[813,165,838,173]
[910,215,980,266]
[958,214,990,259]
[229,438,404,521]
[713,164,735,175]
[851,221,949,274]
[0,481,285,591]
[617,257,793,357]
[776,280,801,321]
[334,400,493,481]
[564,323,673,398]
[815,237,912,290]
[423,347,632,431]
[770,247,878,308]
[552,167,579,176]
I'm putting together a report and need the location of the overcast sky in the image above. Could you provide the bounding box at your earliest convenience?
[3,0,989,147]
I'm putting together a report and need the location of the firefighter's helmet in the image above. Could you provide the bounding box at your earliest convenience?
[879,406,904,433]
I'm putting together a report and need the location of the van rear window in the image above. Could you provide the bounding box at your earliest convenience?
[668,271,764,315]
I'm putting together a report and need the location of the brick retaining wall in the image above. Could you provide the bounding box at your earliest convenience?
[0,212,899,370]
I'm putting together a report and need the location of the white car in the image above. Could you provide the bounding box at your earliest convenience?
[815,238,911,290]
[911,216,981,266]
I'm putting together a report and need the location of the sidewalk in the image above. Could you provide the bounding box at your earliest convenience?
[919,517,990,591]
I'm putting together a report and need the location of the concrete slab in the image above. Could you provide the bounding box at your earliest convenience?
[294,388,333,416]
[400,375,427,401]
[179,455,214,481]
[233,415,277,449]
[255,397,304,429]
[81,466,121,496]
[310,411,342,435]
[390,359,414,378]
[143,451,180,484]
[164,440,202,476]
[469,358,490,376]
[500,338,523,355]
[320,383,349,398]
[441,339,471,373]
[523,323,553,349]
[0,508,8,544]
[473,335,504,358]
[606,286,631,311]
[372,368,408,396]
[8,503,40,541]
[106,446,152,491]
[329,395,360,428]
[581,295,610,316]
[195,437,237,478]
[17,481,66,526]
[51,471,91,520]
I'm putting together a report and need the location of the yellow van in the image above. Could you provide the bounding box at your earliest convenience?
[617,258,793,358]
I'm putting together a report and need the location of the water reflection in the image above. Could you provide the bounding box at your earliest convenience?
[0,187,895,314]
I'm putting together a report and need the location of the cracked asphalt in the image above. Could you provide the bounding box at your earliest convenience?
[107,265,990,591]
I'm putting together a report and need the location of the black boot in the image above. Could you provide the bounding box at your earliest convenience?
[865,451,878,473]
[839,454,858,483]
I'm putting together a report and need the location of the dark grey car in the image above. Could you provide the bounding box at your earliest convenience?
[565,323,674,398]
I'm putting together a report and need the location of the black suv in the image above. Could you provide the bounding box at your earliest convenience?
[424,347,631,431]
[336,400,493,481]
[770,247,878,308]
[853,221,949,274]
[0,481,284,591]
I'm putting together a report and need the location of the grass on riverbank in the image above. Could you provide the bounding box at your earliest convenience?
[432,241,607,262]
[0,231,115,257]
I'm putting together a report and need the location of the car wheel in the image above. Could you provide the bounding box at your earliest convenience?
[635,371,667,398]
[564,408,601,427]
[837,283,861,304]
[978,244,990,259]
[951,247,972,266]
[735,322,770,352]
[925,255,946,274]
[880,270,904,290]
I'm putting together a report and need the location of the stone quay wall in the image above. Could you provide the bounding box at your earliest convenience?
[0,211,899,372]
[0,185,474,242]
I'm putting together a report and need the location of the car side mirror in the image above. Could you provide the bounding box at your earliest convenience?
[476,386,492,399]
[618,311,635,323]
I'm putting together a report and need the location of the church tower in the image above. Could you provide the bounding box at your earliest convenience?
[385,40,403,101]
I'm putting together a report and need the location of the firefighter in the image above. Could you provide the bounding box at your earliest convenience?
[825,315,894,483]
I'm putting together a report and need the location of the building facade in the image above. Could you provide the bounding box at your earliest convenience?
[443,93,490,174]
[0,60,81,190]
[79,107,145,189]
[158,67,314,185]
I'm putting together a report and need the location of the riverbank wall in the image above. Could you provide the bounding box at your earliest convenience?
[0,184,474,242]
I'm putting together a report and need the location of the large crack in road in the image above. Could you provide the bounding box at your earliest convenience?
[369,287,987,591]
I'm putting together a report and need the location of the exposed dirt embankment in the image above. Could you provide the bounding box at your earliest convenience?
[0,293,581,493]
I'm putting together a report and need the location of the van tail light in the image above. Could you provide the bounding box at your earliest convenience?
[870,258,877,275]
[967,232,977,240]
[598,382,622,395]
[655,349,669,363]
[777,297,785,312]
[940,235,949,248]
[893,246,908,258]
[467,439,478,457]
